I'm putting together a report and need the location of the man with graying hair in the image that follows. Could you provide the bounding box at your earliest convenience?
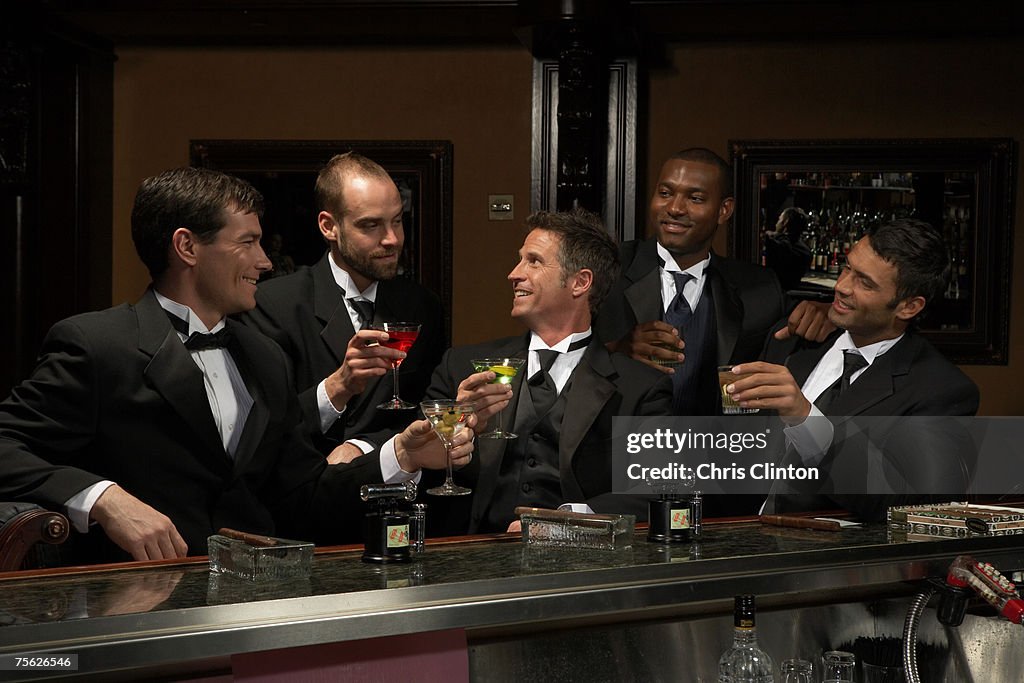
[410,208,672,534]
[0,166,471,565]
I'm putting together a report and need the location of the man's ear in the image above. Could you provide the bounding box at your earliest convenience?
[718,197,736,225]
[571,268,594,299]
[895,295,926,322]
[170,228,198,267]
[318,211,338,242]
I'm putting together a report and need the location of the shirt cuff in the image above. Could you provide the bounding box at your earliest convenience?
[346,439,375,455]
[317,379,346,434]
[380,436,423,485]
[65,480,116,533]
[782,405,835,467]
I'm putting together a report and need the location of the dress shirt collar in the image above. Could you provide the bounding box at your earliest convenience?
[328,254,378,303]
[528,328,593,353]
[831,330,904,366]
[656,242,709,279]
[153,290,225,334]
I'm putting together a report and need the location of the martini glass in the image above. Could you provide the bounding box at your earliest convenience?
[370,322,421,410]
[471,357,527,439]
[422,400,476,496]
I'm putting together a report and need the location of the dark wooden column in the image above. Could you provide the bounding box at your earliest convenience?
[520,0,640,240]
[1,11,113,395]
[551,24,607,212]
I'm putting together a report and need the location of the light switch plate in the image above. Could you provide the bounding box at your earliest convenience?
[488,194,514,221]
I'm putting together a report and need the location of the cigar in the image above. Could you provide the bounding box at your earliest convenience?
[513,506,622,524]
[218,527,280,547]
[758,515,842,532]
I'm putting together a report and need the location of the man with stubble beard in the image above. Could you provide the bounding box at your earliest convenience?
[241,153,446,471]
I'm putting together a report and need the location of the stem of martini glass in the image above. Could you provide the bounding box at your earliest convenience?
[391,361,401,406]
[443,440,455,489]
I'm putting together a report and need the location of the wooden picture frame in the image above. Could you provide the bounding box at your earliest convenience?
[190,139,453,340]
[731,138,1016,365]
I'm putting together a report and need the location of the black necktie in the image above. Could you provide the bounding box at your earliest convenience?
[527,336,591,418]
[815,350,869,413]
[166,312,232,351]
[529,349,560,419]
[350,298,375,330]
[664,272,694,331]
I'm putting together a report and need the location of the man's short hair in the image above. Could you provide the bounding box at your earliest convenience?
[779,207,810,241]
[315,151,395,217]
[669,147,733,198]
[866,218,950,317]
[131,167,264,279]
[525,208,620,315]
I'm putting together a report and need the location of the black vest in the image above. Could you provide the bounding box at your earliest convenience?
[666,285,719,415]
[481,371,571,531]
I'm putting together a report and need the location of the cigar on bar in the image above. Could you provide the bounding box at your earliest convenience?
[218,527,280,547]
[758,515,842,532]
[513,506,622,524]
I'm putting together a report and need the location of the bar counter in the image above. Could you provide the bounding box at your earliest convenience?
[2,520,1023,681]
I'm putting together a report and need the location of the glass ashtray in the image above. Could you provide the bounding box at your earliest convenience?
[207,533,314,582]
[520,512,635,550]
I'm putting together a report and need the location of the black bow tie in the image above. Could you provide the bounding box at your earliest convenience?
[166,311,233,351]
[184,329,233,351]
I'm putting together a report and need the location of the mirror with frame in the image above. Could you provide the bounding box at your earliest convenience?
[189,139,454,341]
[731,138,1016,365]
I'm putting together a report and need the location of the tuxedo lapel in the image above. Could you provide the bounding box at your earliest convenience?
[623,240,663,325]
[312,254,355,366]
[708,256,742,364]
[470,335,529,523]
[224,321,270,471]
[828,336,915,420]
[558,342,616,502]
[135,291,227,462]
[785,341,831,387]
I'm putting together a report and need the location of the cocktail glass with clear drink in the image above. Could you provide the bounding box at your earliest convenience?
[421,400,476,496]
[471,357,526,439]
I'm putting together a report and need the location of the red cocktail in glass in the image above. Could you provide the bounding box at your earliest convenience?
[370,322,421,409]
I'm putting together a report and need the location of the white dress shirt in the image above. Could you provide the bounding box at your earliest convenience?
[656,242,709,314]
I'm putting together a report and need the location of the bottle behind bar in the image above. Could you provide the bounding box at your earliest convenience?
[718,594,775,682]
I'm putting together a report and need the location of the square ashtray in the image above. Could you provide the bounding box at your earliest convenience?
[207,533,314,582]
[520,511,635,550]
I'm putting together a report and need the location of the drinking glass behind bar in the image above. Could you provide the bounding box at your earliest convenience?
[371,322,421,410]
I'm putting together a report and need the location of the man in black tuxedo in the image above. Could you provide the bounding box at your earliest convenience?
[409,209,672,534]
[595,147,832,418]
[727,218,980,520]
[595,148,832,518]
[241,152,446,463]
[0,168,470,564]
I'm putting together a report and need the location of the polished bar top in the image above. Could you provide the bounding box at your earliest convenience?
[2,521,1023,677]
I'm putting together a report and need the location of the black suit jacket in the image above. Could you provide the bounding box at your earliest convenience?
[0,289,380,563]
[423,334,673,533]
[768,331,980,520]
[240,253,447,452]
[594,239,787,414]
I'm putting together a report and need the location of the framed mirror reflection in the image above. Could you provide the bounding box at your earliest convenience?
[731,138,1016,365]
[189,139,453,341]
